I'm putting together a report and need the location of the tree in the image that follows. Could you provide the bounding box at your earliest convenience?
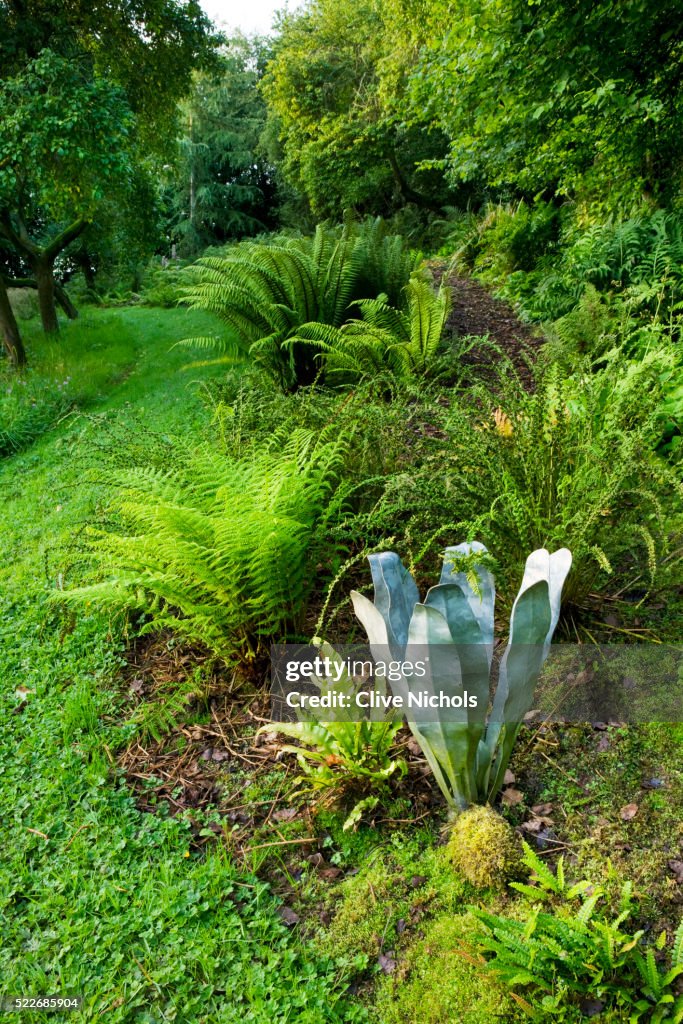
[405,0,683,211]
[0,279,25,366]
[0,1,218,147]
[261,0,453,220]
[0,52,135,332]
[0,0,218,338]
[167,36,277,256]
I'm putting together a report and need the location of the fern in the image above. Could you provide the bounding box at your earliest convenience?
[471,854,683,1021]
[179,218,421,391]
[292,275,451,384]
[59,429,352,661]
[431,348,680,606]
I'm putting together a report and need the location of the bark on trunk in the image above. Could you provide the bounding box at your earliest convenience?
[55,284,79,320]
[32,256,59,333]
[0,278,27,367]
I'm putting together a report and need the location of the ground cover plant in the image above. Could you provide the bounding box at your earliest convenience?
[3,1,683,1021]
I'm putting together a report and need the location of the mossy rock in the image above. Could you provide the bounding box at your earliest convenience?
[8,288,40,321]
[446,805,522,889]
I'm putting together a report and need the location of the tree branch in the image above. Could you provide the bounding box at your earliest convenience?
[44,218,89,260]
[387,150,441,212]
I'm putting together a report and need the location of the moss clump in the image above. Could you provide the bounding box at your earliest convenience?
[446,805,522,889]
[374,913,525,1024]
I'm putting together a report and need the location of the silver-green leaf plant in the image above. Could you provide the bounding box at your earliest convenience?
[351,543,572,811]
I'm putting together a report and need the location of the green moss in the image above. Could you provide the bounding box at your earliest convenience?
[447,805,522,889]
[316,840,473,966]
[509,722,683,925]
[372,914,525,1024]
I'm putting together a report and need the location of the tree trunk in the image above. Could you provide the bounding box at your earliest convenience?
[32,256,59,333]
[0,277,27,367]
[55,284,79,320]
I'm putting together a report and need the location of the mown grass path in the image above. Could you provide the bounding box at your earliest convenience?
[0,308,363,1023]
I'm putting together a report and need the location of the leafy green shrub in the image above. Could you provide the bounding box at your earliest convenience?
[456,201,561,280]
[431,351,680,607]
[469,842,683,1022]
[180,218,421,390]
[497,210,683,327]
[140,259,192,308]
[60,429,352,660]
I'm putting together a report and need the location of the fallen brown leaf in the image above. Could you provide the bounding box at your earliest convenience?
[619,803,639,821]
[272,808,297,822]
[278,907,300,926]
[502,787,524,806]
[378,952,397,974]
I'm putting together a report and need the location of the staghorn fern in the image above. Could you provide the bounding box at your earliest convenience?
[59,429,352,660]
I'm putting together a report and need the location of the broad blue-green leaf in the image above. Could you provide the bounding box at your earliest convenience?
[440,541,495,666]
[367,551,419,659]
[405,603,475,808]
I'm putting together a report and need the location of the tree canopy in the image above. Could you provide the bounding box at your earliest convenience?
[166,37,277,256]
[261,0,454,219]
[0,0,218,340]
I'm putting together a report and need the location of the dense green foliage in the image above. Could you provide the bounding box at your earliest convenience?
[167,37,277,255]
[471,843,683,1021]
[181,219,421,389]
[4,1,683,1021]
[0,0,217,340]
[260,0,452,219]
[63,430,351,658]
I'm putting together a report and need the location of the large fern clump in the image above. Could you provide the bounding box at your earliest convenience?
[447,350,682,606]
[179,218,422,391]
[61,429,351,660]
[505,209,683,325]
[292,276,451,384]
[366,348,682,609]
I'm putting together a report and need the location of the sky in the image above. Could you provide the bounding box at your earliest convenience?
[200,0,303,36]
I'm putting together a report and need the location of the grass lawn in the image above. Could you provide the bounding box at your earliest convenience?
[0,307,365,1023]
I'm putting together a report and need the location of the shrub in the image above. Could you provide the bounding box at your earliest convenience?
[60,429,352,660]
[292,275,451,384]
[453,201,561,280]
[497,209,683,327]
